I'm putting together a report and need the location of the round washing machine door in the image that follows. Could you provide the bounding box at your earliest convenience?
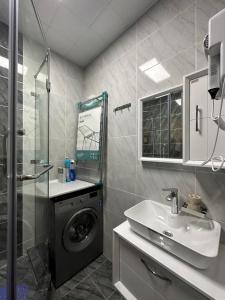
[63,208,98,253]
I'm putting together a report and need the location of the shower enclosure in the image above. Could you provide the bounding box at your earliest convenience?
[0,0,52,299]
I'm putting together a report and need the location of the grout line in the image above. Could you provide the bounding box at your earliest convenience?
[90,277,107,300]
[136,2,195,48]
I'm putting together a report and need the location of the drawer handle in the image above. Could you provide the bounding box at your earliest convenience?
[140,258,171,283]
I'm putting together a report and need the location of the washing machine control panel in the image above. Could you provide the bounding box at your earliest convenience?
[55,189,101,214]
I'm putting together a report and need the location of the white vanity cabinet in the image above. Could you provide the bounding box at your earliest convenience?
[113,221,225,300]
[118,239,206,300]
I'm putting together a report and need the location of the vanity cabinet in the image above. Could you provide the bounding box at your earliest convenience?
[119,239,206,300]
[113,221,225,300]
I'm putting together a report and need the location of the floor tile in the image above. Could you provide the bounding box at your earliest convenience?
[90,260,115,299]
[57,269,88,297]
[84,255,106,276]
[62,277,104,300]
[108,291,125,300]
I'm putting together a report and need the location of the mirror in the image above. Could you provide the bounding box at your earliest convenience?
[139,86,183,162]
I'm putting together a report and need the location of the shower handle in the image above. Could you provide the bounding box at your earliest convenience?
[2,127,26,175]
[17,164,53,181]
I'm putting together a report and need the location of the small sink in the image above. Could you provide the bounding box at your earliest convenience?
[124,200,221,269]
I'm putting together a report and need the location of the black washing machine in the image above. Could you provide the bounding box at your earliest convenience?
[50,185,103,288]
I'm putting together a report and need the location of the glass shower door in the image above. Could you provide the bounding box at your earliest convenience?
[14,0,52,298]
[34,53,51,246]
[16,51,52,299]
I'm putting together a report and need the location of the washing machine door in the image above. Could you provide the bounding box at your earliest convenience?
[63,208,98,253]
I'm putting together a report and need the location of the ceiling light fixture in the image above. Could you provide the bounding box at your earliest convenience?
[139,58,170,83]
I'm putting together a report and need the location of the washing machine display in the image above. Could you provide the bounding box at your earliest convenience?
[63,208,98,252]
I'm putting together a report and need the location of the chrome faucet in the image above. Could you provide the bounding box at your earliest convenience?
[162,188,179,214]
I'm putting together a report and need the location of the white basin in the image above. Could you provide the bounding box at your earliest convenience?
[124,200,221,269]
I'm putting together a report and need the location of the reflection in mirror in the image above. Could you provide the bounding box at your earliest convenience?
[141,86,182,160]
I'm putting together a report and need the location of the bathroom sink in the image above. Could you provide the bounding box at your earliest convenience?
[124,200,221,269]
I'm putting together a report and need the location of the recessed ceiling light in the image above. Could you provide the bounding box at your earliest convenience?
[139,58,170,83]
[144,64,170,83]
[139,58,158,72]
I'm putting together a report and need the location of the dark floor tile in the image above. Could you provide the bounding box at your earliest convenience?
[0,222,7,252]
[90,260,115,299]
[56,255,106,298]
[84,255,106,276]
[57,269,88,297]
[108,291,125,300]
[27,246,48,283]
[63,277,104,300]
[16,256,37,290]
[25,287,49,300]
[50,283,63,300]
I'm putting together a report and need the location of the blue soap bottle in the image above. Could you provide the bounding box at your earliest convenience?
[65,157,71,182]
[70,160,76,181]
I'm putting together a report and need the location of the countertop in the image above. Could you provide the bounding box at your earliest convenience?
[114,221,225,300]
[22,179,96,198]
[48,179,95,198]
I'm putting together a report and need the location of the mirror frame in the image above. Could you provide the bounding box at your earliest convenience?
[138,85,183,164]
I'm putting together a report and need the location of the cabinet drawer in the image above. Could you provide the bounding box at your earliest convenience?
[120,239,207,300]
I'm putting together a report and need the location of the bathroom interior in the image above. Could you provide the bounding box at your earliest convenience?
[1,0,225,299]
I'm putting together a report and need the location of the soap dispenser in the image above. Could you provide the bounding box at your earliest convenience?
[64,157,71,182]
[69,160,76,181]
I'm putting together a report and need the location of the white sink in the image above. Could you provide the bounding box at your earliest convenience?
[124,200,221,269]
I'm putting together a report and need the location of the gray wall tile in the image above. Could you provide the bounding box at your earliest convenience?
[107,136,137,194]
[196,170,225,222]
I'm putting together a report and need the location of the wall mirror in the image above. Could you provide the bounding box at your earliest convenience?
[138,86,183,163]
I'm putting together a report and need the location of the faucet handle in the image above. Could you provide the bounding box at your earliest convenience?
[162,188,178,197]
[162,188,178,193]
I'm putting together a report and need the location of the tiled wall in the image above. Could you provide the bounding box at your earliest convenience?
[49,52,83,179]
[0,20,23,265]
[84,0,225,260]
[22,38,83,180]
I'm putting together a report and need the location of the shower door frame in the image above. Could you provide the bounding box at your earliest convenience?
[7,0,19,299]
[7,0,50,299]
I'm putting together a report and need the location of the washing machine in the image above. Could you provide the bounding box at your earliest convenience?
[50,184,103,288]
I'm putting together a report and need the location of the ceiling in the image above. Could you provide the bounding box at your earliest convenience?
[37,0,157,67]
[0,0,157,67]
